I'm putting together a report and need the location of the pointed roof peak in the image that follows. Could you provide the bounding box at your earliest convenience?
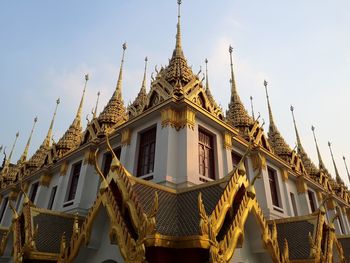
[328,141,343,184]
[93,91,101,119]
[141,56,148,92]
[173,0,184,58]
[250,96,255,120]
[5,132,19,168]
[263,80,275,127]
[205,58,210,90]
[19,116,38,164]
[290,105,302,150]
[311,125,327,173]
[44,98,60,147]
[115,43,127,99]
[229,45,240,102]
[73,74,89,128]
[342,156,350,184]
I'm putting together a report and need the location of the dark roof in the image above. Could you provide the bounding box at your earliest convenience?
[269,218,316,260]
[338,236,350,263]
[133,181,225,236]
[32,209,83,254]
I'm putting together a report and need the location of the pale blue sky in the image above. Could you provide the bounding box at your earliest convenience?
[1,1,350,183]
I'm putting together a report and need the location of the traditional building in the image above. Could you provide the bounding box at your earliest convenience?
[0,1,350,262]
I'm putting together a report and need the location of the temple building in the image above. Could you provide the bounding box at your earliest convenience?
[1,1,350,262]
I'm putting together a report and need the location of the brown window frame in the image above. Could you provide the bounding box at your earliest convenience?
[290,192,298,216]
[137,127,157,177]
[66,161,82,202]
[29,182,39,203]
[198,128,215,180]
[268,167,281,208]
[308,190,316,213]
[47,186,58,210]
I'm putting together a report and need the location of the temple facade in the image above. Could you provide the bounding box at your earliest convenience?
[0,1,350,262]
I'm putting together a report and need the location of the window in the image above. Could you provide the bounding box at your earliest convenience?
[16,193,23,211]
[102,147,121,176]
[29,182,39,203]
[137,127,156,177]
[198,129,215,180]
[290,192,298,216]
[308,190,316,213]
[268,167,280,208]
[336,206,345,234]
[0,197,8,223]
[66,161,82,202]
[47,186,57,210]
[231,151,249,176]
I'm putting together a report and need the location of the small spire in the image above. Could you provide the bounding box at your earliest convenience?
[311,125,326,172]
[19,117,38,163]
[229,45,239,101]
[328,141,342,184]
[6,132,19,166]
[115,43,127,99]
[93,91,101,119]
[205,58,209,90]
[73,74,89,127]
[342,156,350,184]
[263,80,274,126]
[250,96,255,120]
[173,0,184,58]
[44,98,60,147]
[141,57,148,92]
[290,105,302,150]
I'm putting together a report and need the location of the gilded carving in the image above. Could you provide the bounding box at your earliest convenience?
[121,128,131,146]
[59,161,69,176]
[161,107,195,131]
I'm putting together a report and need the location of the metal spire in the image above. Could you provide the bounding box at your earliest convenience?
[44,98,60,147]
[250,96,255,120]
[311,125,326,172]
[328,141,342,184]
[205,58,209,90]
[173,0,184,58]
[229,45,239,101]
[19,116,38,163]
[342,156,350,184]
[115,43,127,99]
[141,57,148,93]
[263,80,275,126]
[93,91,101,119]
[6,132,19,167]
[73,74,89,127]
[290,105,302,150]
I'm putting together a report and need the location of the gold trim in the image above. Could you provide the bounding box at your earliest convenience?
[121,128,131,146]
[39,173,52,187]
[59,161,69,176]
[161,107,195,131]
[223,131,233,150]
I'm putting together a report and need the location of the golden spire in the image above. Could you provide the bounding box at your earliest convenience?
[204,58,219,108]
[342,156,350,184]
[5,132,19,167]
[250,96,255,120]
[44,98,60,147]
[115,43,127,99]
[263,80,275,127]
[73,74,89,127]
[19,117,38,164]
[173,0,184,58]
[93,91,101,119]
[141,56,148,93]
[226,46,254,133]
[290,105,301,149]
[328,141,343,184]
[311,125,327,172]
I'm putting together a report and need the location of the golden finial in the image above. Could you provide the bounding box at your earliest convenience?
[141,56,148,92]
[342,156,350,184]
[114,42,127,99]
[205,58,209,90]
[290,105,302,151]
[250,96,255,120]
[6,132,19,167]
[311,125,326,172]
[228,45,238,98]
[73,74,89,127]
[44,98,60,147]
[173,0,184,57]
[19,116,38,164]
[263,79,275,126]
[328,141,342,184]
[93,91,101,119]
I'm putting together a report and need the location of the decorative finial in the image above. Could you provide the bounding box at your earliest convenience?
[290,105,302,151]
[205,58,209,90]
[74,74,89,127]
[173,0,184,57]
[229,45,237,97]
[342,156,350,184]
[141,56,148,92]
[263,79,274,125]
[328,141,342,184]
[311,125,326,172]
[250,96,255,120]
[44,98,60,147]
[115,43,127,98]
[19,116,38,163]
[7,132,19,166]
[93,91,101,119]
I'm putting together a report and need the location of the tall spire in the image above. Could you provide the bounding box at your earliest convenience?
[44,98,60,147]
[328,141,343,184]
[93,91,101,119]
[250,96,255,120]
[173,0,184,58]
[115,43,127,99]
[226,46,254,134]
[19,117,38,164]
[141,57,148,93]
[6,132,19,167]
[205,58,209,90]
[311,125,328,175]
[290,105,302,150]
[264,80,275,126]
[342,156,350,184]
[73,74,89,127]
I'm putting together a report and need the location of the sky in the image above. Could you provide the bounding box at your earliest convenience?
[0,1,350,183]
